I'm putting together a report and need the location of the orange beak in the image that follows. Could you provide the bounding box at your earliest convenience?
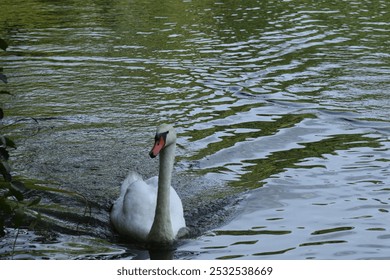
[149,135,166,158]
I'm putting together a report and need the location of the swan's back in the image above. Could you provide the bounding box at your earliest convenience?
[110,172,185,242]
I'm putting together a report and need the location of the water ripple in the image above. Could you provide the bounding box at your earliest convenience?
[1,0,389,259]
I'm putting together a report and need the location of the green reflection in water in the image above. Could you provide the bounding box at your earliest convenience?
[202,246,227,250]
[299,240,347,247]
[216,254,245,260]
[214,229,291,236]
[213,133,382,190]
[184,113,317,162]
[311,226,354,235]
[181,103,263,141]
[231,240,258,246]
[366,228,386,231]
[252,247,295,256]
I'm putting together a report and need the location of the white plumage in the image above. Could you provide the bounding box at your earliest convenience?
[110,124,186,245]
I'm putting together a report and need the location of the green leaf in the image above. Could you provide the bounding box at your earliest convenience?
[6,137,17,149]
[13,208,25,227]
[0,136,17,149]
[9,183,24,201]
[0,221,5,237]
[27,196,41,206]
[0,196,12,213]
[0,161,12,182]
[26,184,78,196]
[0,147,9,160]
[0,38,8,51]
[11,180,27,192]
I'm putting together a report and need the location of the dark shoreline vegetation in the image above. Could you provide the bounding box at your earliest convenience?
[0,39,86,250]
[0,37,37,239]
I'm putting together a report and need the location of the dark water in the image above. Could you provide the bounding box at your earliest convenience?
[0,0,389,259]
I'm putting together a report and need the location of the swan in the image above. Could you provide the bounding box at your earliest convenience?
[110,124,186,247]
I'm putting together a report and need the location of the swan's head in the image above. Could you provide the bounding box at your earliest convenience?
[149,124,176,158]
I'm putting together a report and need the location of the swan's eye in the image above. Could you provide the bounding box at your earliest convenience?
[155,131,169,142]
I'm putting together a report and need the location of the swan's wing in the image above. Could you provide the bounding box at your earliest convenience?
[119,171,143,195]
[111,173,157,242]
[112,172,185,241]
[144,176,158,187]
[169,187,186,235]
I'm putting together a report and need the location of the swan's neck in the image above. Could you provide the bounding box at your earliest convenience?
[147,143,175,246]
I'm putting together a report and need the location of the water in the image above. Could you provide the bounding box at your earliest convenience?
[0,0,389,259]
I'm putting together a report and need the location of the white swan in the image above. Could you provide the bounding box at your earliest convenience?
[110,124,186,246]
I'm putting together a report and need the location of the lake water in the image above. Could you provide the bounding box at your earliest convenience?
[0,0,389,259]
